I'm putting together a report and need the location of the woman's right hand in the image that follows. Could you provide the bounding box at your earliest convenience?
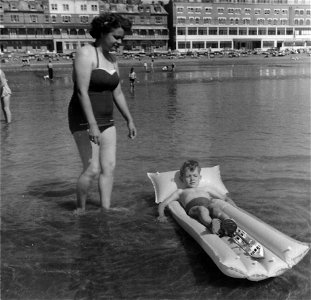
[88,123,100,145]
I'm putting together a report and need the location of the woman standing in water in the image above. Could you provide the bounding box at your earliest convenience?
[68,13,137,214]
[0,69,12,123]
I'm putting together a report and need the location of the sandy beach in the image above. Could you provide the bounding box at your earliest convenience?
[1,53,310,72]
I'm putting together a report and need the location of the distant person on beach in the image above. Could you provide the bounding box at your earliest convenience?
[0,69,12,123]
[129,67,137,91]
[171,63,175,71]
[157,160,237,237]
[143,62,148,72]
[47,59,54,80]
[68,12,137,214]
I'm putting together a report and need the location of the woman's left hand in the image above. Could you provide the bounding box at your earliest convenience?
[127,121,137,139]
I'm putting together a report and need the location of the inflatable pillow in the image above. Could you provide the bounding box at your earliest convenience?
[147,165,229,203]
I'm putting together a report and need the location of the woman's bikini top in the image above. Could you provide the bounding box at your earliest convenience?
[88,47,120,93]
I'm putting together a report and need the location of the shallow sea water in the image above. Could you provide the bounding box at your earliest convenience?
[1,58,310,300]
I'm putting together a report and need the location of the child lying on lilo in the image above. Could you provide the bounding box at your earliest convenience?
[157,160,238,237]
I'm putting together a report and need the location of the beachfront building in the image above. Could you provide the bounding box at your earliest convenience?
[0,0,99,53]
[0,0,169,54]
[165,0,311,52]
[100,0,169,52]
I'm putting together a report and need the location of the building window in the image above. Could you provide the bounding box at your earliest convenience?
[177,27,186,35]
[177,7,183,13]
[203,17,212,24]
[294,9,299,15]
[81,4,87,11]
[209,27,218,35]
[257,18,265,25]
[188,7,194,14]
[51,15,56,23]
[193,41,204,49]
[177,17,186,24]
[229,28,237,35]
[274,9,280,15]
[188,27,197,35]
[80,16,89,23]
[195,17,200,24]
[198,27,207,35]
[51,4,57,11]
[286,28,293,35]
[264,9,270,15]
[220,41,231,48]
[273,18,278,25]
[63,4,69,11]
[239,28,247,35]
[195,7,202,13]
[155,16,162,24]
[30,15,38,23]
[245,8,251,15]
[140,16,144,23]
[45,15,49,22]
[205,7,212,14]
[0,15,3,23]
[268,28,276,35]
[189,17,194,24]
[228,8,234,14]
[235,8,241,15]
[249,28,257,35]
[267,18,272,25]
[307,10,311,16]
[218,17,226,24]
[306,19,310,25]
[11,15,19,22]
[282,9,288,15]
[62,15,71,23]
[219,27,227,35]
[218,8,224,14]
[91,5,98,11]
[254,9,261,15]
[242,18,250,25]
[280,18,288,25]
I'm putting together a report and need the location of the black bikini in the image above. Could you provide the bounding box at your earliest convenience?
[68,46,120,133]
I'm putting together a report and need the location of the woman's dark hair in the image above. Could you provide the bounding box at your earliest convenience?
[89,13,132,39]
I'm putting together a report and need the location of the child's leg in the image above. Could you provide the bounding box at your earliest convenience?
[209,203,237,236]
[188,206,212,227]
[209,203,230,221]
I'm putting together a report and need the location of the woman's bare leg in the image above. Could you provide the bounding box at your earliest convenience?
[73,131,100,212]
[1,95,12,123]
[98,126,116,209]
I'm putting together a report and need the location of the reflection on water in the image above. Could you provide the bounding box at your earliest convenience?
[1,60,310,299]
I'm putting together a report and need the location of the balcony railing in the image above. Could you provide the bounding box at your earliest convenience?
[1,34,170,40]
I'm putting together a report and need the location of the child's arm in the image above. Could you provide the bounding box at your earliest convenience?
[157,189,182,223]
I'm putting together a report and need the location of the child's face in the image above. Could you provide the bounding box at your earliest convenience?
[182,167,201,188]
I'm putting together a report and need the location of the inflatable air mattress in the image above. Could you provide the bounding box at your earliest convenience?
[147,166,310,281]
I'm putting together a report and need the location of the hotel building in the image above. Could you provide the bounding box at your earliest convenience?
[165,0,311,52]
[0,0,169,53]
